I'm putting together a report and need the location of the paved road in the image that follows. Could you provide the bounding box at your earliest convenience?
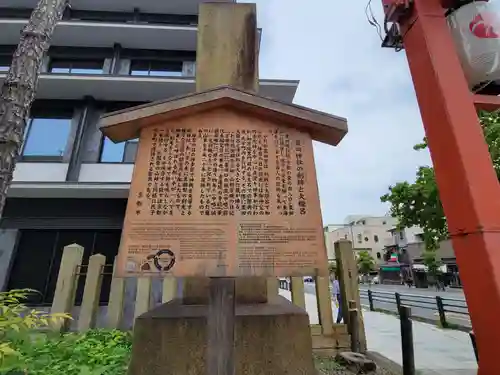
[301,282,471,328]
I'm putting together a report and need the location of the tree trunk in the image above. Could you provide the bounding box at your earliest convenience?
[0,0,68,218]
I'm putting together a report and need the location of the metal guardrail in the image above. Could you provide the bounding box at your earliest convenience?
[359,289,469,329]
[278,279,478,366]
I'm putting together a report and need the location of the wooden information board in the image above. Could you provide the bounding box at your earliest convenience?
[116,109,328,277]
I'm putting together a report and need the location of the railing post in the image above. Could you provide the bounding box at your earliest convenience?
[290,277,306,309]
[107,257,125,329]
[367,290,374,311]
[162,277,177,303]
[267,277,279,299]
[51,243,84,332]
[435,296,448,328]
[348,300,360,353]
[469,331,479,363]
[399,306,416,375]
[78,254,106,331]
[134,277,152,323]
[395,292,402,311]
[315,276,335,336]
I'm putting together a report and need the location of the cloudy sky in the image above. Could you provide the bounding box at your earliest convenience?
[240,0,433,225]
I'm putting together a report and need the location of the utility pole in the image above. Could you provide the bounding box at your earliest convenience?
[0,0,68,217]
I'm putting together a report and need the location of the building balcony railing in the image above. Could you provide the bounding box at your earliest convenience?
[0,18,198,51]
[0,7,198,26]
[0,0,230,15]
[0,72,298,103]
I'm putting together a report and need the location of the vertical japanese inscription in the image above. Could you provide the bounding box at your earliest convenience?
[134,128,197,217]
[273,129,294,216]
[120,116,327,278]
[199,129,271,217]
[295,138,307,215]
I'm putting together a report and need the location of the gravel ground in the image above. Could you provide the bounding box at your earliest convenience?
[314,355,398,375]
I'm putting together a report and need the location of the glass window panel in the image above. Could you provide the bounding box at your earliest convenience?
[71,68,103,74]
[100,137,125,162]
[70,60,104,74]
[50,60,72,73]
[149,70,183,77]
[149,60,183,77]
[23,118,72,157]
[0,56,11,72]
[130,60,150,76]
[130,69,149,76]
[130,60,183,77]
[123,140,138,163]
[51,67,71,74]
[50,59,103,74]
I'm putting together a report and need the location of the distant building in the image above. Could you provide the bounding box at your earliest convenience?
[405,239,460,288]
[324,215,421,263]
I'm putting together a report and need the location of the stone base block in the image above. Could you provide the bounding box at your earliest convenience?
[183,276,268,304]
[128,296,315,375]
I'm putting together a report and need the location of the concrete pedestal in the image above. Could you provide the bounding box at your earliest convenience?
[128,296,316,375]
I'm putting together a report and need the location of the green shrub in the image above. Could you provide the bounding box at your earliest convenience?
[6,329,132,375]
[0,289,71,371]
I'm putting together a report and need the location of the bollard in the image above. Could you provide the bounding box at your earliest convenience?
[348,300,360,353]
[395,292,402,311]
[367,289,374,311]
[399,306,415,375]
[435,296,448,328]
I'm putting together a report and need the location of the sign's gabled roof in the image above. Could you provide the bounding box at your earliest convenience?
[100,85,348,146]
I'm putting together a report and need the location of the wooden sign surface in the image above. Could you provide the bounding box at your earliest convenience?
[116,108,328,277]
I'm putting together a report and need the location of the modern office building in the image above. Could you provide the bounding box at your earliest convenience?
[0,0,299,305]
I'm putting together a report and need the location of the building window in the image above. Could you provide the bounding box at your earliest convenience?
[22,117,72,160]
[100,137,138,163]
[357,234,362,243]
[130,60,183,77]
[49,59,104,74]
[344,234,348,240]
[399,231,405,240]
[364,237,369,242]
[374,234,379,243]
[0,55,11,72]
[382,221,386,225]
[377,252,381,259]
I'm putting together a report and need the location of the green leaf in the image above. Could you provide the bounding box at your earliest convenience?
[381,111,500,251]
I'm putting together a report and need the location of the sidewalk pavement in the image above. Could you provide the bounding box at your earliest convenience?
[279,289,478,375]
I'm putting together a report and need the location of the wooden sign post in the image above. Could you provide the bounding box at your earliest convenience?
[99,3,348,375]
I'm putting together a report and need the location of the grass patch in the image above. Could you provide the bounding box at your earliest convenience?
[313,355,345,374]
[2,329,132,375]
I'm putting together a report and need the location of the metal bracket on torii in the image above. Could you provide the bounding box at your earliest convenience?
[376,1,500,374]
[381,0,500,109]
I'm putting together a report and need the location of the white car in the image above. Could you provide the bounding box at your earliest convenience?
[372,276,380,284]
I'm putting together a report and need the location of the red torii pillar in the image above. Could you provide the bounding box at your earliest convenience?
[384,1,500,374]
